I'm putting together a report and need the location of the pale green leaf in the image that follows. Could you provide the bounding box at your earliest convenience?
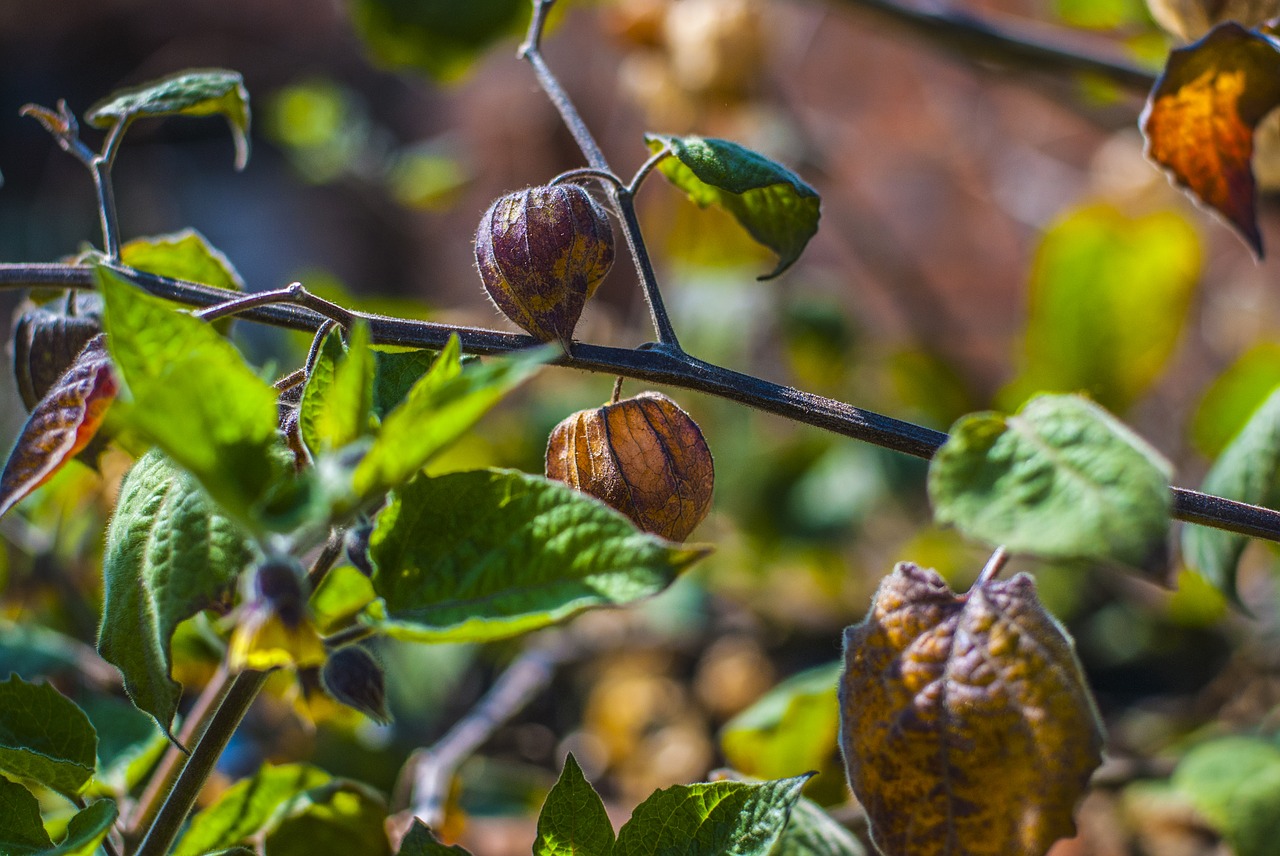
[174,763,332,856]
[45,800,118,856]
[310,564,378,635]
[120,229,244,291]
[534,754,615,856]
[1173,737,1280,856]
[263,780,390,856]
[645,134,820,279]
[771,796,866,856]
[928,394,1172,569]
[98,450,254,737]
[1192,343,1280,456]
[0,776,52,855]
[0,675,97,800]
[721,663,842,781]
[367,469,707,643]
[301,322,375,457]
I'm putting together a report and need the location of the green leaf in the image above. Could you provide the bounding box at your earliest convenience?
[1183,387,1280,601]
[97,265,301,529]
[310,564,378,635]
[0,776,53,855]
[1173,737,1280,856]
[174,763,332,856]
[301,322,375,457]
[614,775,810,856]
[645,135,820,279]
[534,754,615,856]
[770,796,866,856]
[0,621,112,684]
[80,695,165,797]
[120,229,245,291]
[372,348,440,419]
[367,469,707,643]
[86,69,251,170]
[1001,204,1201,414]
[0,675,97,800]
[45,799,118,856]
[720,663,842,781]
[351,336,550,500]
[397,821,472,855]
[99,450,255,737]
[263,780,390,856]
[350,0,530,81]
[1192,343,1280,457]
[928,394,1172,569]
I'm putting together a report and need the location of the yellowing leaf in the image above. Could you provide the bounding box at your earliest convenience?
[1141,22,1280,255]
[839,562,1103,856]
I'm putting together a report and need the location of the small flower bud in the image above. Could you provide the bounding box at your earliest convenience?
[474,183,614,346]
[321,645,391,725]
[546,391,714,542]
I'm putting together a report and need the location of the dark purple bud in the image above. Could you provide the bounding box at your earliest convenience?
[322,645,391,724]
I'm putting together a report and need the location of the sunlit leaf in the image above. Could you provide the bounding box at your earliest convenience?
[350,0,530,81]
[310,564,378,635]
[174,763,332,856]
[1191,343,1280,456]
[771,795,867,856]
[371,348,439,419]
[45,799,118,856]
[0,776,52,855]
[263,780,390,856]
[397,821,472,855]
[614,775,809,856]
[99,450,254,737]
[301,322,375,457]
[1141,22,1280,255]
[120,229,245,291]
[0,335,115,519]
[928,394,1172,570]
[86,69,251,170]
[1173,736,1280,856]
[0,675,97,799]
[645,134,820,279]
[720,662,842,781]
[840,562,1103,856]
[366,469,707,643]
[534,753,614,856]
[1002,204,1201,413]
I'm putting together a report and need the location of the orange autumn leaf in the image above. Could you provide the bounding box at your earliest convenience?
[839,562,1104,856]
[1142,22,1280,256]
[0,334,116,518]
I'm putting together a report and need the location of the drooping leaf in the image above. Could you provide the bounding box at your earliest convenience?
[1172,736,1280,856]
[351,336,550,500]
[0,675,98,799]
[263,780,390,856]
[0,335,115,519]
[534,754,615,856]
[45,799,118,856]
[614,775,810,856]
[97,265,301,528]
[1002,204,1201,413]
[99,450,255,737]
[0,776,53,855]
[350,0,530,81]
[11,296,103,411]
[173,763,332,856]
[301,322,375,457]
[397,821,472,855]
[1141,22,1280,255]
[86,69,251,170]
[120,229,245,291]
[645,134,820,279]
[928,394,1173,571]
[840,562,1103,856]
[371,348,439,419]
[1192,343,1280,456]
[720,662,842,782]
[1183,387,1280,601]
[366,469,707,643]
[771,795,867,856]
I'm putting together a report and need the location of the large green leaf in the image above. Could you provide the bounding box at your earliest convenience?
[771,796,866,856]
[264,780,390,856]
[174,763,332,856]
[928,394,1172,569]
[120,229,244,291]
[1183,387,1280,601]
[350,0,529,81]
[645,135,820,279]
[1173,737,1280,856]
[613,775,809,856]
[351,337,549,500]
[45,800,118,856]
[0,776,52,855]
[534,754,615,856]
[97,265,302,529]
[1001,204,1201,413]
[0,676,97,800]
[367,469,707,643]
[720,663,842,781]
[301,322,375,457]
[86,69,251,169]
[99,450,255,737]
[397,821,472,855]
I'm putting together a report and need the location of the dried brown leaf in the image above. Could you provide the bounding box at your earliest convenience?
[0,335,116,518]
[839,562,1104,856]
[1142,22,1280,256]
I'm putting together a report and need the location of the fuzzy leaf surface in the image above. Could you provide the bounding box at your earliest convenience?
[534,753,615,856]
[720,662,842,782]
[0,675,97,799]
[397,821,472,855]
[86,69,251,169]
[0,335,115,519]
[1141,22,1280,255]
[1173,736,1280,856]
[120,229,245,291]
[928,394,1172,569]
[645,134,820,279]
[0,776,53,855]
[367,469,707,642]
[301,322,375,456]
[840,562,1103,856]
[614,775,809,856]
[99,450,254,737]
[771,796,867,856]
[173,763,332,856]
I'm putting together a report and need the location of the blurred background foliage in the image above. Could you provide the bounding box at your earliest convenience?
[4,0,1280,852]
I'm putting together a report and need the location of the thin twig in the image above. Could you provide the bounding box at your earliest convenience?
[550,167,626,190]
[975,546,1009,587]
[627,147,671,195]
[194,282,304,322]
